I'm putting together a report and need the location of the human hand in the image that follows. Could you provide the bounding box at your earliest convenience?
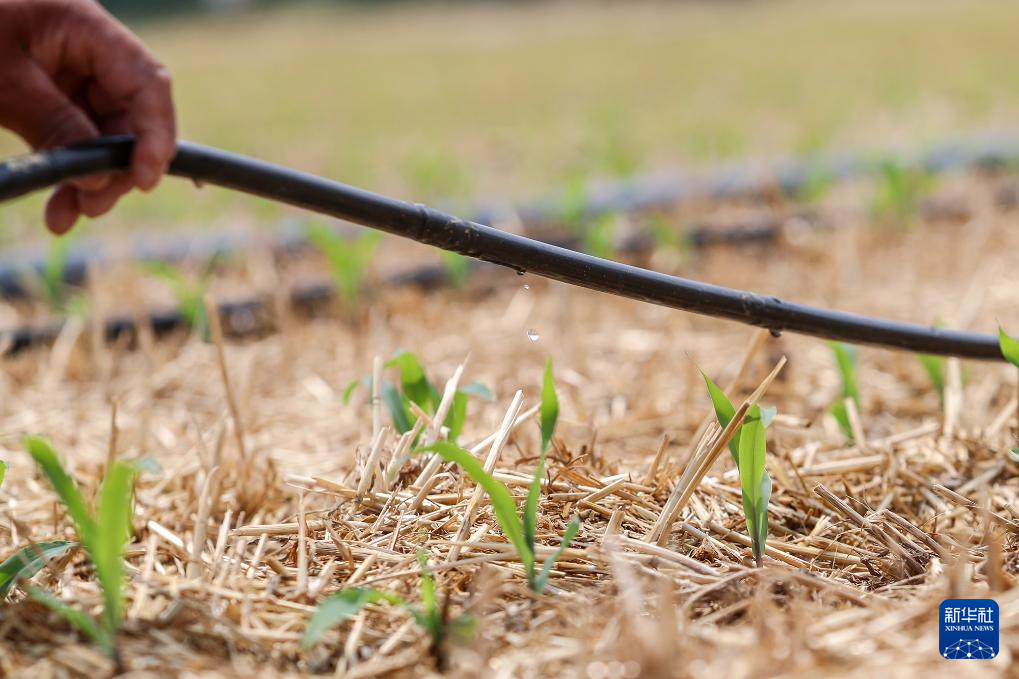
[0,0,176,234]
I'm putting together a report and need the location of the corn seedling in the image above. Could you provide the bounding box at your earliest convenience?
[27,234,90,316]
[795,164,834,204]
[344,351,493,444]
[828,342,861,441]
[870,160,932,225]
[645,214,683,252]
[143,260,211,338]
[999,325,1019,435]
[559,174,590,232]
[916,353,946,401]
[303,552,473,669]
[440,251,472,290]
[307,222,382,309]
[41,233,75,312]
[17,436,137,659]
[417,360,581,593]
[581,213,618,260]
[701,372,775,567]
[1,441,78,605]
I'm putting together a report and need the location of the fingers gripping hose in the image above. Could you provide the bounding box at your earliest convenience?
[0,136,1005,361]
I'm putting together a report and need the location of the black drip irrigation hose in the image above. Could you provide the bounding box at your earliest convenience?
[1,130,1016,301]
[0,137,1006,361]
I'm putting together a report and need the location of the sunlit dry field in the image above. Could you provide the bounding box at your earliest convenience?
[2,160,1019,676]
[4,1,1019,677]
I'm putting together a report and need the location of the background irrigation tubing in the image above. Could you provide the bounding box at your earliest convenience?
[0,130,1016,300]
[0,136,1006,361]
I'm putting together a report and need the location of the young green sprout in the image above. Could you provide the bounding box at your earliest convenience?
[16,436,136,660]
[0,442,78,601]
[41,234,72,310]
[28,233,90,317]
[828,342,861,441]
[344,351,493,445]
[701,372,775,567]
[795,163,834,204]
[581,213,618,260]
[417,360,581,593]
[916,353,946,402]
[307,222,382,310]
[559,174,590,233]
[870,160,933,226]
[143,260,211,339]
[440,251,472,290]
[999,326,1019,440]
[303,552,473,671]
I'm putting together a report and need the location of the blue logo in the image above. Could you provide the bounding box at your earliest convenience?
[940,599,998,659]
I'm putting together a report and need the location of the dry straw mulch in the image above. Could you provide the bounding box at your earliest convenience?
[2,173,1019,678]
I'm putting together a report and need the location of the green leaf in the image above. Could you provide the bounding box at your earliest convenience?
[527,360,559,568]
[534,515,581,594]
[447,613,477,643]
[142,261,207,333]
[917,353,946,399]
[302,587,404,649]
[441,251,472,289]
[411,551,443,643]
[999,326,1019,369]
[24,436,95,546]
[135,456,163,476]
[829,342,860,405]
[27,585,111,652]
[755,471,772,564]
[700,370,739,464]
[741,490,757,559]
[416,551,436,618]
[460,382,494,401]
[0,460,6,488]
[523,459,542,567]
[445,391,469,444]
[0,541,77,599]
[93,461,136,633]
[737,404,769,566]
[41,234,75,311]
[581,213,617,259]
[381,381,414,434]
[738,405,767,505]
[307,224,381,307]
[830,400,853,441]
[386,352,440,413]
[540,359,559,455]
[444,382,494,444]
[342,375,370,405]
[416,442,531,573]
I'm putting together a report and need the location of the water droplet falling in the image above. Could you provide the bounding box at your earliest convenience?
[526,329,540,342]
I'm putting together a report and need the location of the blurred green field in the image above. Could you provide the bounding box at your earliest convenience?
[2,0,1019,241]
